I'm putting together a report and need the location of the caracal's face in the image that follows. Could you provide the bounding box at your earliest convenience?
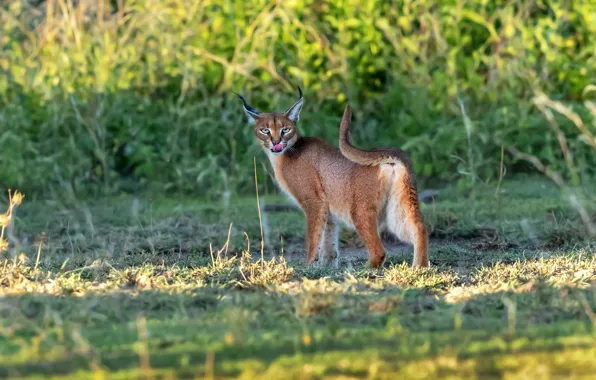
[253,114,298,156]
[237,87,304,156]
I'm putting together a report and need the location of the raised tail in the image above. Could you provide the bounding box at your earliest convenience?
[338,105,409,166]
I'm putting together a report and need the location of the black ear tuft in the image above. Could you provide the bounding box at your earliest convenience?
[235,92,262,123]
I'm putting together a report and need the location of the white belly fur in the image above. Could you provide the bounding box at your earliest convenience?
[379,163,409,239]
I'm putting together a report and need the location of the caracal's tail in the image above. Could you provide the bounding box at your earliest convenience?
[338,105,410,166]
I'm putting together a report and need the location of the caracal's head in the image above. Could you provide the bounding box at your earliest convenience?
[236,88,304,156]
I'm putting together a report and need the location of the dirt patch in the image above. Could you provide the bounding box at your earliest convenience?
[274,242,413,267]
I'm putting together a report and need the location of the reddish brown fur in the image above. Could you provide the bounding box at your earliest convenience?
[239,93,429,269]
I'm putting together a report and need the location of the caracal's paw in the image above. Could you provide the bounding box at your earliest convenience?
[412,260,431,269]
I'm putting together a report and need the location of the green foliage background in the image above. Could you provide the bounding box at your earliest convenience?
[1,0,595,198]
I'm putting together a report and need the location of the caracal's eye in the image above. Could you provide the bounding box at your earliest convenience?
[260,128,270,135]
[281,128,291,134]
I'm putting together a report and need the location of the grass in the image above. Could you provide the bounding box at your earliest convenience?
[1,176,595,379]
[3,1,596,196]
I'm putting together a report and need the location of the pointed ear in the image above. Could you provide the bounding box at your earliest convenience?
[234,92,261,124]
[284,86,304,123]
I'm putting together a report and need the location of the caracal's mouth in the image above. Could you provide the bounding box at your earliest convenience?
[270,143,284,154]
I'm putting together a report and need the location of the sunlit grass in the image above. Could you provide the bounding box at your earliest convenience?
[0,178,595,378]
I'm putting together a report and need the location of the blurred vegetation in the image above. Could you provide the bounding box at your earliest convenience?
[1,0,595,198]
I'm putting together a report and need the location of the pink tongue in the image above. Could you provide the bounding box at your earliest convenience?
[272,143,283,152]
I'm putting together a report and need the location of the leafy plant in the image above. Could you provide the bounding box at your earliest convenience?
[0,1,595,197]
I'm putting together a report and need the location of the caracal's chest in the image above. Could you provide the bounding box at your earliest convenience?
[266,153,302,208]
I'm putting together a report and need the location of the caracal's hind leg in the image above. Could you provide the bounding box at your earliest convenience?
[352,204,387,269]
[321,218,340,267]
[387,174,430,268]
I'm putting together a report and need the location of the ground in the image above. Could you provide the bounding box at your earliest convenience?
[1,176,595,379]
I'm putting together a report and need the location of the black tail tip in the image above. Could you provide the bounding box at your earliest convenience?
[233,92,246,102]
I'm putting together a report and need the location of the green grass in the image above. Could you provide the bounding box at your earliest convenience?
[1,177,595,379]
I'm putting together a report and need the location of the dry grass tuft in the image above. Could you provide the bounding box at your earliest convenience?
[0,190,24,253]
[239,253,295,288]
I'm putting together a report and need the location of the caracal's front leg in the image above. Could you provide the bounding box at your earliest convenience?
[304,202,328,265]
